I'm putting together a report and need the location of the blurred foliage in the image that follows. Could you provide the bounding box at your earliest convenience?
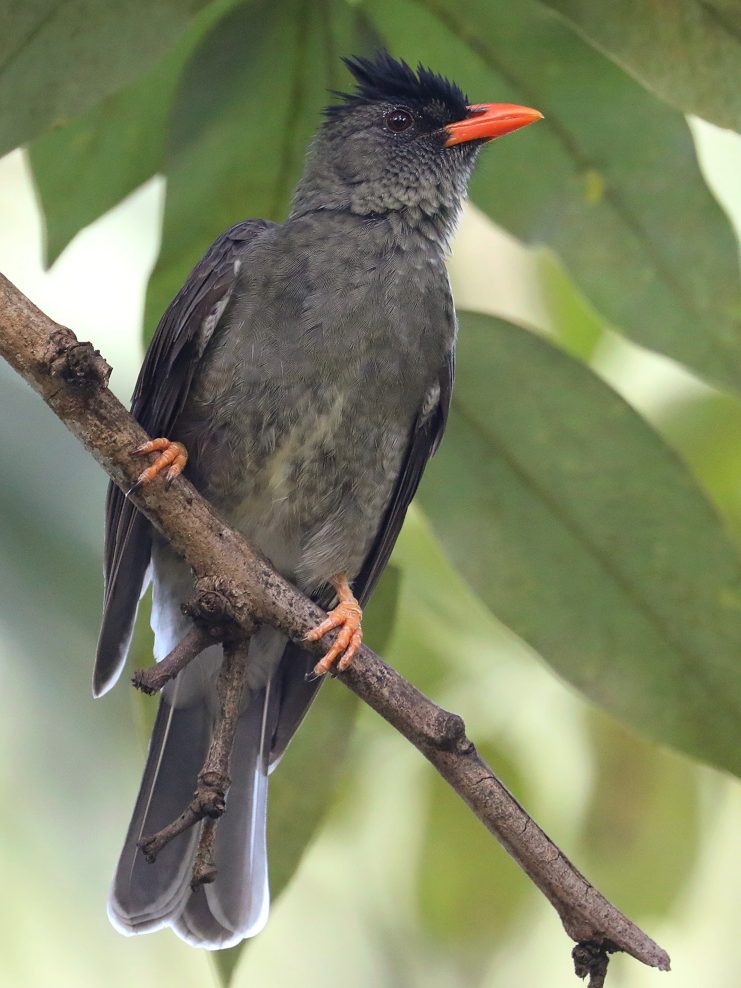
[421,313,741,777]
[537,0,741,132]
[416,740,530,954]
[2,0,741,983]
[0,0,211,157]
[28,0,240,266]
[576,711,701,920]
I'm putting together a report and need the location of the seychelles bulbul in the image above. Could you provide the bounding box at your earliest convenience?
[95,50,542,949]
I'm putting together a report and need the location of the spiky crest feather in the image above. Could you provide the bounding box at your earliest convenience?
[326,49,468,121]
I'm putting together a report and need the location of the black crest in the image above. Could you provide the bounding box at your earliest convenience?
[327,50,468,120]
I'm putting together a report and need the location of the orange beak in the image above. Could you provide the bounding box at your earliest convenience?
[444,103,543,146]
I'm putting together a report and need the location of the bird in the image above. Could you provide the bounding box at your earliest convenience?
[94,50,542,949]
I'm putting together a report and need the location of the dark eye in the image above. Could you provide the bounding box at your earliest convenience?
[385,108,414,133]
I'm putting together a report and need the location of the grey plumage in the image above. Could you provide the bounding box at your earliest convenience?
[95,51,513,949]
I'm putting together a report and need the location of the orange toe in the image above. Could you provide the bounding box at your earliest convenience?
[306,575,362,677]
[129,438,188,494]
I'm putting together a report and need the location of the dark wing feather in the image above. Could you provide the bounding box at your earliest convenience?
[269,347,455,762]
[94,220,275,697]
[354,346,454,603]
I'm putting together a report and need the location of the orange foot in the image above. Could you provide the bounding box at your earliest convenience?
[128,438,188,496]
[305,575,363,679]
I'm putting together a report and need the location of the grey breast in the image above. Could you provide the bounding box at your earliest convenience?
[176,211,455,593]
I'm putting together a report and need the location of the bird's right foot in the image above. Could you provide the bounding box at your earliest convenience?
[128,437,188,496]
[305,574,363,680]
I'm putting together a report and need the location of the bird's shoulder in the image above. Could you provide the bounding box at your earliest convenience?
[131,219,277,424]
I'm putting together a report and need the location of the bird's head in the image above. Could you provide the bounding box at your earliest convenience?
[291,50,542,242]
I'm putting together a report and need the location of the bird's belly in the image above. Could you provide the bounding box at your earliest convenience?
[212,387,409,593]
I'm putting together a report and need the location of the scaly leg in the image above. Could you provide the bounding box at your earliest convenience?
[306,574,363,677]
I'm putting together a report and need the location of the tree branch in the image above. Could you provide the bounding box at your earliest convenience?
[0,272,670,978]
[132,623,215,694]
[138,634,252,883]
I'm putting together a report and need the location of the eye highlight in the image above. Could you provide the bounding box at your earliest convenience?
[385,108,414,133]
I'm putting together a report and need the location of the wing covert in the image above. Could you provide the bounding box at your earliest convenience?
[94,220,275,696]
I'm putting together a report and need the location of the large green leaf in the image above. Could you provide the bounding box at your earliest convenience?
[143,0,379,335]
[0,0,210,157]
[28,0,234,266]
[365,0,741,393]
[419,312,741,777]
[659,388,741,545]
[537,0,741,133]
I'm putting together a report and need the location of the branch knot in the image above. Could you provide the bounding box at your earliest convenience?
[181,575,255,632]
[429,710,470,752]
[46,328,111,394]
[572,940,617,987]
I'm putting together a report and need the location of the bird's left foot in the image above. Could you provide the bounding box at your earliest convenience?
[306,575,362,678]
[128,437,188,496]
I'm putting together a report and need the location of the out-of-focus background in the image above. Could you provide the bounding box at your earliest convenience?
[1,2,741,986]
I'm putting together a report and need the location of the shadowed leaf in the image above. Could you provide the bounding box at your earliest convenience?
[28,0,235,266]
[363,564,402,656]
[213,677,359,985]
[209,504,402,986]
[659,387,741,545]
[0,0,210,157]
[537,0,741,132]
[365,0,741,393]
[419,312,741,777]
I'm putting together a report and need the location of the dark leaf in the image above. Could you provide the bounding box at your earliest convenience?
[206,682,361,984]
[0,0,210,157]
[365,0,741,393]
[419,312,741,777]
[28,0,233,265]
[659,387,741,544]
[362,564,402,656]
[417,741,529,948]
[537,0,741,132]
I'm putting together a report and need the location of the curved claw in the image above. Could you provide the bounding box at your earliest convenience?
[305,576,362,677]
[128,438,188,496]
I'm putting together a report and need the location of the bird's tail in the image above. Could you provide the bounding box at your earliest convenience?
[108,668,272,949]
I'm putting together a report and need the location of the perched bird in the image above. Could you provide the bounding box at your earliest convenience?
[95,50,541,949]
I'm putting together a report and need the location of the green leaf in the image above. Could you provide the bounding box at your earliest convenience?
[417,741,529,949]
[659,388,741,545]
[0,0,211,158]
[143,0,380,337]
[212,945,242,988]
[577,712,701,919]
[419,312,741,777]
[268,684,358,903]
[28,0,234,266]
[534,248,605,362]
[365,0,741,393]
[363,564,402,656]
[128,591,158,749]
[536,0,741,133]
[379,509,479,693]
